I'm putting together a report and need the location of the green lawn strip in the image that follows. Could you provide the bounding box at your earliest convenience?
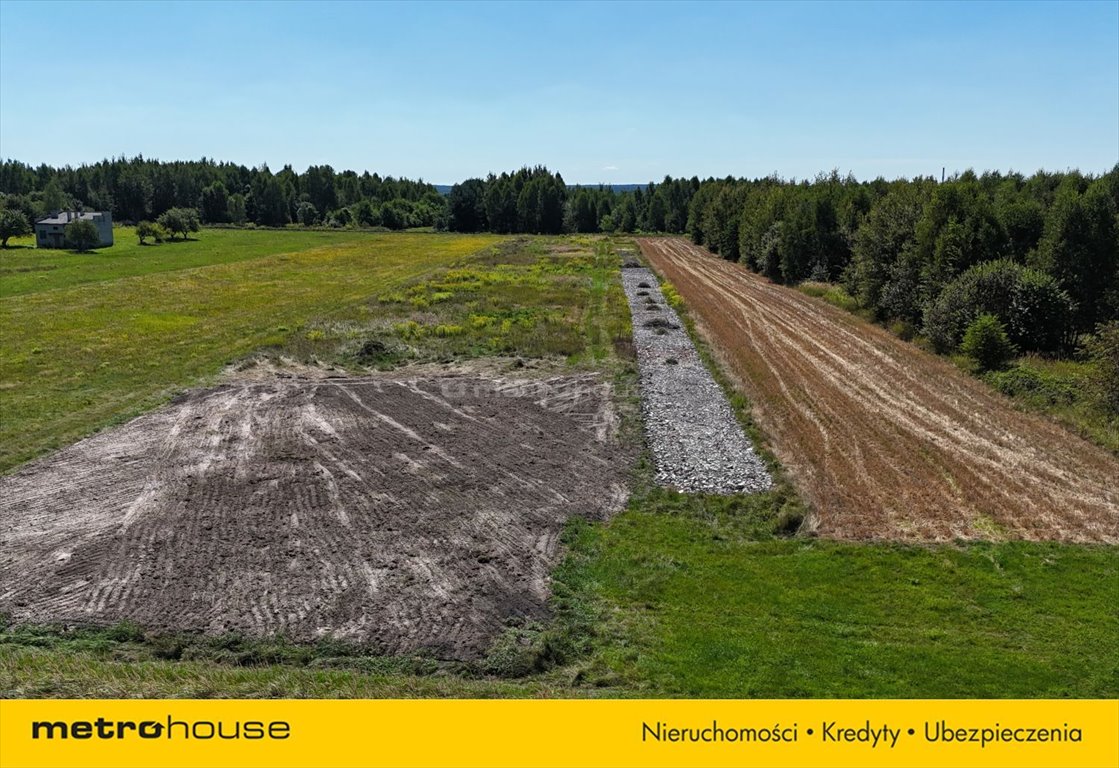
[0,227,396,298]
[0,620,589,698]
[0,232,500,470]
[572,238,628,365]
[561,502,1119,698]
[0,645,560,699]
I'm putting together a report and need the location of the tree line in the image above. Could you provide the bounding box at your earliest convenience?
[0,157,447,230]
[448,170,698,235]
[3,157,1115,356]
[0,156,701,238]
[682,168,1118,356]
[453,164,1116,359]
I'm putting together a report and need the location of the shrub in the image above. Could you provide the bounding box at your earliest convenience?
[157,207,201,240]
[888,320,916,341]
[661,283,684,309]
[1084,321,1119,415]
[295,201,318,226]
[961,314,1016,371]
[64,219,100,252]
[924,259,1074,353]
[355,338,392,365]
[986,364,1077,406]
[135,221,166,244]
[774,504,805,535]
[0,208,31,247]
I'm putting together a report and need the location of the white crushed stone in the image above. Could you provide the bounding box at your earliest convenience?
[622,266,772,494]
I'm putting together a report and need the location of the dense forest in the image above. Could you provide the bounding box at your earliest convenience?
[0,157,448,230]
[447,170,698,236]
[0,157,692,237]
[680,168,1119,353]
[3,156,1116,358]
[446,168,698,235]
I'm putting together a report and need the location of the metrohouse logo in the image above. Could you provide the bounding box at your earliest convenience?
[31,716,290,741]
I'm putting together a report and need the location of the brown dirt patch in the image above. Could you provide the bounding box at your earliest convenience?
[638,237,1119,543]
[0,372,627,658]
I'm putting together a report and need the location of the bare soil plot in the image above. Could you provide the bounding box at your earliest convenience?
[638,237,1119,543]
[0,372,627,659]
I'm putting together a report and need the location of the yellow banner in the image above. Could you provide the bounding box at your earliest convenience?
[1,699,1116,768]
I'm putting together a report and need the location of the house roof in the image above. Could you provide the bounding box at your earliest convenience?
[36,211,108,225]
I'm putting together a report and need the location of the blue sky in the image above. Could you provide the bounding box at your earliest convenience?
[1,0,1116,184]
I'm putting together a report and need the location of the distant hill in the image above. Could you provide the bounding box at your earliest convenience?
[433,183,646,195]
[572,183,647,193]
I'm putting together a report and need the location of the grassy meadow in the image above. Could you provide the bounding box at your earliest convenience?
[558,508,1119,697]
[0,228,500,470]
[1,230,1116,698]
[0,226,401,298]
[283,235,632,369]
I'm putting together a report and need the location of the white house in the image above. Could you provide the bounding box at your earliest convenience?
[35,211,114,248]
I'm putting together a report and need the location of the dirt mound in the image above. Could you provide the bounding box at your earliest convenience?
[638,237,1119,543]
[0,373,628,658]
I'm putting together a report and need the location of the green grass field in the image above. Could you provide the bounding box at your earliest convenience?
[0,228,500,470]
[1,230,1116,698]
[283,236,632,369]
[0,227,394,298]
[559,505,1119,698]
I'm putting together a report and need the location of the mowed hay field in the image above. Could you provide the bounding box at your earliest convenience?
[638,237,1119,543]
[0,228,500,470]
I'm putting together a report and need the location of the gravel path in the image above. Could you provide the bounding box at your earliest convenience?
[622,266,772,494]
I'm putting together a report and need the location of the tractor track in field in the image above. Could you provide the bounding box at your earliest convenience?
[638,237,1119,543]
[0,371,628,658]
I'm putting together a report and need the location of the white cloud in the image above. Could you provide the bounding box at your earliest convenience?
[602,165,618,171]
